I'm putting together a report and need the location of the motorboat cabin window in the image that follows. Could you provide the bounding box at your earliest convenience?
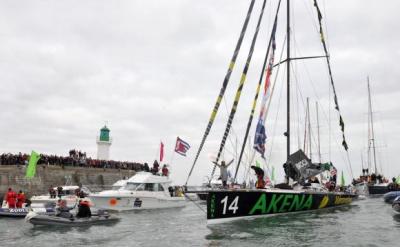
[125,183,143,191]
[157,184,164,192]
[144,184,155,191]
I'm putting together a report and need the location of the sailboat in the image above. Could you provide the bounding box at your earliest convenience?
[185,0,357,224]
[354,78,398,195]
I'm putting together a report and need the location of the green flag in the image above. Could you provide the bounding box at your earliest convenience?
[255,160,261,168]
[340,171,345,187]
[396,176,400,185]
[271,166,275,181]
[26,151,40,178]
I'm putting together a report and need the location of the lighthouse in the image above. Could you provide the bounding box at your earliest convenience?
[96,125,112,160]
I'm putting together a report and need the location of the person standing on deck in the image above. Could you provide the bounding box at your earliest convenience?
[162,165,169,177]
[16,190,25,208]
[5,188,17,208]
[212,160,234,188]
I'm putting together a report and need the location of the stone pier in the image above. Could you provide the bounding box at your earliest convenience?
[0,165,137,198]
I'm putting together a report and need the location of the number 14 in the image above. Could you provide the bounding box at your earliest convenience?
[221,196,239,215]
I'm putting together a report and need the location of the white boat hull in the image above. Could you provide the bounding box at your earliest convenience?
[355,182,369,195]
[89,195,186,211]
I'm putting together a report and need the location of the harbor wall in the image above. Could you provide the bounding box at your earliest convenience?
[0,165,137,198]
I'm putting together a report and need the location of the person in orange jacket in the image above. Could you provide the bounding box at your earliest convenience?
[16,190,25,208]
[5,188,17,208]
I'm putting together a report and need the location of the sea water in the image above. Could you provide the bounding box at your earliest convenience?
[0,197,398,247]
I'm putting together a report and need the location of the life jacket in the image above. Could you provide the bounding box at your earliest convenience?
[77,201,91,218]
[256,176,266,189]
[7,191,17,207]
[17,193,25,203]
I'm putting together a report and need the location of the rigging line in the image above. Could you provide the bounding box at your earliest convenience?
[234,0,282,182]
[209,0,268,182]
[313,0,348,152]
[252,35,287,166]
[302,0,320,39]
[241,33,287,184]
[295,69,301,150]
[243,34,287,184]
[266,66,286,168]
[184,194,206,214]
[291,5,350,170]
[223,96,238,155]
[184,0,256,186]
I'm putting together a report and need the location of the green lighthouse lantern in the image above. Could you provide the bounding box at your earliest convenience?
[99,125,110,142]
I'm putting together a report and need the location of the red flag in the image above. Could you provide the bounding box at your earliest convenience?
[175,137,191,156]
[160,142,164,162]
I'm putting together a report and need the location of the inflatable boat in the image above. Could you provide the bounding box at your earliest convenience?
[26,212,120,226]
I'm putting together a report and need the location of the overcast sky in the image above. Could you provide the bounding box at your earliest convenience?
[1,0,399,185]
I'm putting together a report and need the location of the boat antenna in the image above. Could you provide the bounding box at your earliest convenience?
[184,0,256,186]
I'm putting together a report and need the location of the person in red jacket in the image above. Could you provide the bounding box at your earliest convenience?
[16,190,25,208]
[162,165,169,177]
[5,188,17,208]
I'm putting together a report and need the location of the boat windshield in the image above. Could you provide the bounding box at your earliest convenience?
[124,183,165,192]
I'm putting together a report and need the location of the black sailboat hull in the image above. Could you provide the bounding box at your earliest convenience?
[368,185,389,195]
[367,184,400,195]
[207,189,357,224]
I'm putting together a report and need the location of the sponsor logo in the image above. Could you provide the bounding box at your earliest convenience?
[334,196,352,205]
[109,198,118,206]
[210,194,216,218]
[249,194,313,215]
[9,208,27,213]
[295,159,309,170]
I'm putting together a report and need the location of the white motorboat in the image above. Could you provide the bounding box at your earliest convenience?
[30,185,91,207]
[354,181,369,195]
[89,172,186,211]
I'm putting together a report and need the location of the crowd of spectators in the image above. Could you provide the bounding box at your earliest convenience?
[0,150,143,171]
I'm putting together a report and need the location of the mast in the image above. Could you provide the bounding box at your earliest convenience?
[307,98,312,160]
[316,101,321,163]
[367,77,378,174]
[285,0,291,181]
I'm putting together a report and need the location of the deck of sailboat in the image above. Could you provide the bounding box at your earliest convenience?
[205,188,358,196]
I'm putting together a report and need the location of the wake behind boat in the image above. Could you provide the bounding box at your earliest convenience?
[89,172,186,211]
